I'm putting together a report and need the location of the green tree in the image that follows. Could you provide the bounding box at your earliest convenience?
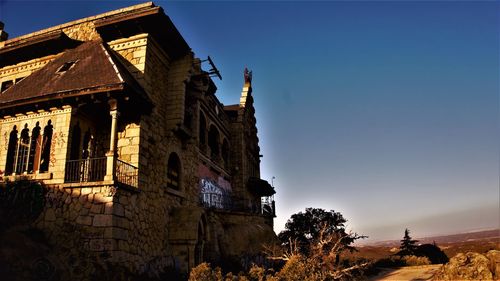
[278,208,365,257]
[398,228,419,256]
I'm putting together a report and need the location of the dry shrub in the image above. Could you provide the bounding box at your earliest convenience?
[248,264,266,281]
[188,262,223,281]
[276,254,317,281]
[403,255,431,266]
[189,224,370,280]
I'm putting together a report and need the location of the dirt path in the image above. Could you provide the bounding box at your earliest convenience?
[366,265,442,281]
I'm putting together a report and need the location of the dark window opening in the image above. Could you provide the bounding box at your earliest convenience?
[1,80,13,93]
[208,125,219,160]
[167,153,181,190]
[221,139,229,168]
[184,111,193,129]
[56,61,76,73]
[199,112,206,146]
[5,125,18,175]
[15,124,30,174]
[69,123,81,160]
[82,130,93,159]
[27,122,41,173]
[39,120,53,172]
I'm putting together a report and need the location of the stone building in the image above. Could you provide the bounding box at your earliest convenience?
[0,2,276,277]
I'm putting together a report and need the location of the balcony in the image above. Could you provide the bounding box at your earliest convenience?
[65,157,107,183]
[115,159,138,188]
[64,157,138,188]
[200,191,275,216]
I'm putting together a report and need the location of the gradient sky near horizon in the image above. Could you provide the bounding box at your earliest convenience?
[1,0,498,241]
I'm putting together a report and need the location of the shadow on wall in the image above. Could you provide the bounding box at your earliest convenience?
[0,180,184,280]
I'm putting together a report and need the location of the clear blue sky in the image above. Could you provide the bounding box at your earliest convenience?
[1,0,498,241]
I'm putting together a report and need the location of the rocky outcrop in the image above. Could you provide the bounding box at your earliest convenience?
[487,250,500,279]
[433,250,499,280]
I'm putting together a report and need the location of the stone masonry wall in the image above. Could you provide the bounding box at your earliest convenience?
[33,183,134,278]
[108,34,149,92]
[109,33,201,273]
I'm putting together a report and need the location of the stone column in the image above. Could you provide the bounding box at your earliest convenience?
[105,99,119,181]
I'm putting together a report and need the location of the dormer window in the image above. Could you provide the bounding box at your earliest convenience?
[1,80,13,93]
[56,61,77,73]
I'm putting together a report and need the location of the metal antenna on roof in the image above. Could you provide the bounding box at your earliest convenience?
[201,56,222,80]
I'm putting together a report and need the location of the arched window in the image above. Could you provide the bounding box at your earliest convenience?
[27,122,41,173]
[208,125,219,160]
[199,112,206,147]
[15,124,30,174]
[39,120,53,173]
[69,123,81,160]
[167,153,181,190]
[5,125,18,175]
[221,139,229,168]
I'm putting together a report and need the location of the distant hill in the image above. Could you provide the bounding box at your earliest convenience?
[367,229,499,247]
[418,229,500,245]
[348,229,499,262]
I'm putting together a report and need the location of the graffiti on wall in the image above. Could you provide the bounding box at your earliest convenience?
[198,164,232,209]
[200,178,229,209]
[3,131,8,150]
[49,132,66,167]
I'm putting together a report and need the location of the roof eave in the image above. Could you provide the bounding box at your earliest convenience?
[95,6,190,59]
[0,83,125,110]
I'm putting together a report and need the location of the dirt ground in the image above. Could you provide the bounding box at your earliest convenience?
[365,265,443,281]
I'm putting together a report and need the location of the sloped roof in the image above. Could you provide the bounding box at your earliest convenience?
[0,31,81,68]
[0,40,148,108]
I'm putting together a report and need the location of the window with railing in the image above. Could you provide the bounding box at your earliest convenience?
[5,120,53,175]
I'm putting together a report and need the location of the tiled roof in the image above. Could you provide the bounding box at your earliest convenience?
[0,40,147,108]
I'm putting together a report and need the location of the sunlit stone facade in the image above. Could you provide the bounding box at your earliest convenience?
[0,2,276,277]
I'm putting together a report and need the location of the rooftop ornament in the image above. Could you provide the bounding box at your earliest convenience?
[244,67,252,85]
[0,21,9,42]
[201,56,222,80]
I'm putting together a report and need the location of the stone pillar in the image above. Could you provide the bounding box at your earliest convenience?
[105,99,119,181]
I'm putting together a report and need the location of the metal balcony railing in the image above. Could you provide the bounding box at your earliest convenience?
[261,196,276,217]
[116,159,138,188]
[200,191,274,216]
[64,157,138,188]
[200,192,232,210]
[64,157,106,183]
